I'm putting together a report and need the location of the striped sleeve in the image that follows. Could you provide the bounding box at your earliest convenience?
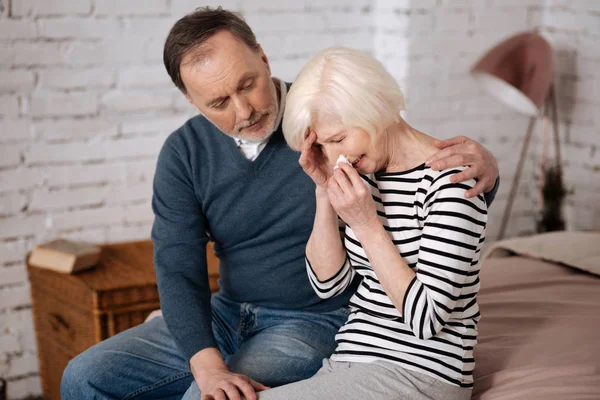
[402,170,487,340]
[306,255,356,299]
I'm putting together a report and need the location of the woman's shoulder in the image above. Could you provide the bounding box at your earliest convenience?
[423,165,474,189]
[422,166,487,217]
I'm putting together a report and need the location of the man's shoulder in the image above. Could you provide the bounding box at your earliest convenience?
[163,114,222,152]
[155,115,215,168]
[167,114,215,140]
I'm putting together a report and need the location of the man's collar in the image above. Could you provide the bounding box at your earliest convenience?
[273,77,287,132]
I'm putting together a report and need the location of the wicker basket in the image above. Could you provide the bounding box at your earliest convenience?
[27,239,220,400]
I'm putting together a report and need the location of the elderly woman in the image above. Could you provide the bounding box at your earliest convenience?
[257,47,488,400]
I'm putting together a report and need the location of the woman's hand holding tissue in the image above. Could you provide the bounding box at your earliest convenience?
[327,162,379,235]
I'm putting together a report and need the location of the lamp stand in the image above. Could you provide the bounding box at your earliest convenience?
[497,85,561,240]
[497,116,537,240]
[548,85,562,169]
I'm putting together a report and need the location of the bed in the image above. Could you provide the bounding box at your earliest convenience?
[473,231,600,399]
[144,232,600,398]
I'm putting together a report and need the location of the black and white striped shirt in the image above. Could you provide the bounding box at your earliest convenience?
[307,163,487,388]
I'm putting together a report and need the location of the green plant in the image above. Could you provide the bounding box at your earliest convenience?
[537,163,567,233]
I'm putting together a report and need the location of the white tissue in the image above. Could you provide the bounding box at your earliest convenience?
[334,154,351,170]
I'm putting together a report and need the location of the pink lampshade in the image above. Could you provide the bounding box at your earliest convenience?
[471,32,554,116]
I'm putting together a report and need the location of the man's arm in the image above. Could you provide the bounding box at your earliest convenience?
[483,175,500,205]
[151,139,214,359]
[152,138,268,400]
[426,135,500,204]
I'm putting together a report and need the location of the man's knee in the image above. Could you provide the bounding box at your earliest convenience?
[62,318,190,399]
[181,380,202,400]
[61,347,103,399]
[228,335,329,387]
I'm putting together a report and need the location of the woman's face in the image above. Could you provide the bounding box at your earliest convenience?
[311,114,386,175]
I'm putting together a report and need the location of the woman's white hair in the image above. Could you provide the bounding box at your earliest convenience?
[283,46,405,151]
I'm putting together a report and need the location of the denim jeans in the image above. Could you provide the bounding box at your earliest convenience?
[61,293,349,399]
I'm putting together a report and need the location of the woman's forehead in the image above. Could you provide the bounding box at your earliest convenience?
[312,127,347,144]
[312,114,346,138]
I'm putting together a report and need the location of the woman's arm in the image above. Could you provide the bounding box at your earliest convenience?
[398,170,487,339]
[304,187,356,299]
[298,131,355,298]
[327,164,416,311]
[329,163,487,339]
[306,186,347,281]
[351,222,416,314]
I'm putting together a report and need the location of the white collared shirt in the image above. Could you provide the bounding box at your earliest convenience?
[235,78,287,161]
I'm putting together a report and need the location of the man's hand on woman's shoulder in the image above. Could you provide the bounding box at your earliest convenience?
[426,135,499,199]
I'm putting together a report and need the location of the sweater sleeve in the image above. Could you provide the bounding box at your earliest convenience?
[483,177,500,206]
[306,255,355,299]
[151,139,215,361]
[402,170,487,340]
[305,216,355,299]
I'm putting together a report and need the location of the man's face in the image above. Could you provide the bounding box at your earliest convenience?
[180,30,279,141]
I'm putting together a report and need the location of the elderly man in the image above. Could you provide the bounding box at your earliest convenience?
[61,7,499,400]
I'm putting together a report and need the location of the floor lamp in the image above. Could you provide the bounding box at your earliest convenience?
[471,32,562,240]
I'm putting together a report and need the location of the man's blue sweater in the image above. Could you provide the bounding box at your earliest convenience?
[151,113,358,360]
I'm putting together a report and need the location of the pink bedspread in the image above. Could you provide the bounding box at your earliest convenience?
[473,256,600,399]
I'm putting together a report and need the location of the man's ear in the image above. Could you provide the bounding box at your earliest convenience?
[258,44,271,75]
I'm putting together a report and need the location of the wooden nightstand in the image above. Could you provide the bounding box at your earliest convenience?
[27,239,220,400]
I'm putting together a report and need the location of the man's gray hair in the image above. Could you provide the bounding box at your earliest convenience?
[163,7,260,94]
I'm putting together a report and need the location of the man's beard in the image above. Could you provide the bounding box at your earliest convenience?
[202,81,281,142]
[230,108,277,142]
[231,82,280,142]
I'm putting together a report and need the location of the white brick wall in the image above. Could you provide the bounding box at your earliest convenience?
[0,0,598,398]
[11,0,93,17]
[94,0,170,16]
[536,1,600,235]
[0,70,35,92]
[0,1,375,397]
[378,0,599,240]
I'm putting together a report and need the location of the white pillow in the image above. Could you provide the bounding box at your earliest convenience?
[484,231,600,276]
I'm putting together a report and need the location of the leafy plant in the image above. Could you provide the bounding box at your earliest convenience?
[537,164,567,233]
